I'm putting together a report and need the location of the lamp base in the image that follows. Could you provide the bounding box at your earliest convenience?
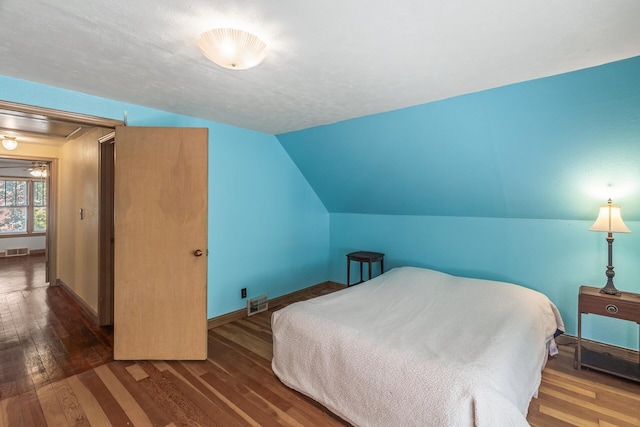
[600,264,622,295]
[599,282,621,296]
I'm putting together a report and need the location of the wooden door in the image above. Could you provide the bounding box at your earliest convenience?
[113,126,208,360]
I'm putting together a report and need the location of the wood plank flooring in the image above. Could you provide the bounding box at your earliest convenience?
[528,336,640,427]
[1,259,640,426]
[0,255,114,402]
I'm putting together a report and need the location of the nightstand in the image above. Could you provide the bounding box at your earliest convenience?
[346,251,384,286]
[576,285,640,382]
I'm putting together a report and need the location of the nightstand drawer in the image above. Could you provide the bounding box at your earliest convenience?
[579,292,640,323]
[576,286,640,383]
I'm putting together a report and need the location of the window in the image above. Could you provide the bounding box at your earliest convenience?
[0,178,47,235]
[33,181,47,232]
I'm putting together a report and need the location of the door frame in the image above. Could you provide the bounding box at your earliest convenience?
[0,154,56,281]
[98,131,115,325]
[0,100,122,324]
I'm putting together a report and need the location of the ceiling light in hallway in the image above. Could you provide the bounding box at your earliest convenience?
[2,136,17,150]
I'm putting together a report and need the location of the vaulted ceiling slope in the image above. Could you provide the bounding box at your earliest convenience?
[277,56,640,221]
[0,1,639,134]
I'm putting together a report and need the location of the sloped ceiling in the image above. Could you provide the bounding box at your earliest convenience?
[277,56,640,220]
[0,1,639,134]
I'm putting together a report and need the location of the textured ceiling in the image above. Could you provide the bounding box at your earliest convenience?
[0,0,639,135]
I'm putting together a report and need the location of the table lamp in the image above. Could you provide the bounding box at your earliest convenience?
[589,199,631,295]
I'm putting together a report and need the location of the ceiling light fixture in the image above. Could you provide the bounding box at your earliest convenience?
[2,136,18,151]
[197,28,267,70]
[29,162,48,178]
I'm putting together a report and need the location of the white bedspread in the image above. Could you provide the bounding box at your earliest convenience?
[272,266,564,427]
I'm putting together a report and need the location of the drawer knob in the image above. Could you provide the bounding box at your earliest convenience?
[605,304,619,314]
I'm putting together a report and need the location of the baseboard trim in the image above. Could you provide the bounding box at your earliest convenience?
[208,308,246,330]
[55,279,99,325]
[207,281,344,330]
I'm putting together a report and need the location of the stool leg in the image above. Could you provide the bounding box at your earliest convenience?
[347,257,350,286]
[359,262,363,284]
[381,258,384,274]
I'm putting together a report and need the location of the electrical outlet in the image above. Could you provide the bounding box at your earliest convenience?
[241,288,247,298]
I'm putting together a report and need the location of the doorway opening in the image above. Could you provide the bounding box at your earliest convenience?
[0,99,122,324]
[0,157,53,294]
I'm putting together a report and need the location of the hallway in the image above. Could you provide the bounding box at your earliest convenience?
[0,255,113,400]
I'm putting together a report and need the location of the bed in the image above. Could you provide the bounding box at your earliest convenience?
[271,266,564,426]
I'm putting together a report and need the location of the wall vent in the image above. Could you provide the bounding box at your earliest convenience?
[247,294,268,316]
[5,247,30,257]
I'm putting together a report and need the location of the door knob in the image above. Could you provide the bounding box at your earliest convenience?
[194,249,203,257]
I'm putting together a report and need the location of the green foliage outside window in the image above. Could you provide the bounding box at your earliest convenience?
[0,207,27,232]
[33,181,47,232]
[34,207,47,232]
[33,181,46,205]
[0,178,47,234]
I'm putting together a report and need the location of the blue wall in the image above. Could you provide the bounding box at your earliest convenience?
[0,75,329,318]
[278,56,640,350]
[331,214,640,350]
[278,56,640,220]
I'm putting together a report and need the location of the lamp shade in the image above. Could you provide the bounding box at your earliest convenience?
[2,137,17,150]
[589,199,631,233]
[197,28,267,70]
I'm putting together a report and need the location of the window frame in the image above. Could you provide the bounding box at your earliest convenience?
[0,176,47,238]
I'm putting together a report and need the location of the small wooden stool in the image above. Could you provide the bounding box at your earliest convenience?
[346,251,385,286]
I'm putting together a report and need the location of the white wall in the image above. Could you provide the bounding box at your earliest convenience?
[0,235,46,253]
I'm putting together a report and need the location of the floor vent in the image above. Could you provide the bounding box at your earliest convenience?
[5,247,30,257]
[247,295,268,316]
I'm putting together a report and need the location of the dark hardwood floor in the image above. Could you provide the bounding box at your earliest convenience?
[0,254,114,403]
[0,253,47,294]
[1,258,639,426]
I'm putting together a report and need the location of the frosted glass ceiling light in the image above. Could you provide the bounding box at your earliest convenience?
[2,136,17,150]
[197,28,267,70]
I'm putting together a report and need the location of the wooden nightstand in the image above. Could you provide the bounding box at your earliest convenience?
[576,285,640,382]
[346,251,384,286]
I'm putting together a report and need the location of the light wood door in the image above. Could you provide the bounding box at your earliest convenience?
[113,126,208,360]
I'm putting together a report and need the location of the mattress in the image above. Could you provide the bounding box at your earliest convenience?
[271,266,564,426]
